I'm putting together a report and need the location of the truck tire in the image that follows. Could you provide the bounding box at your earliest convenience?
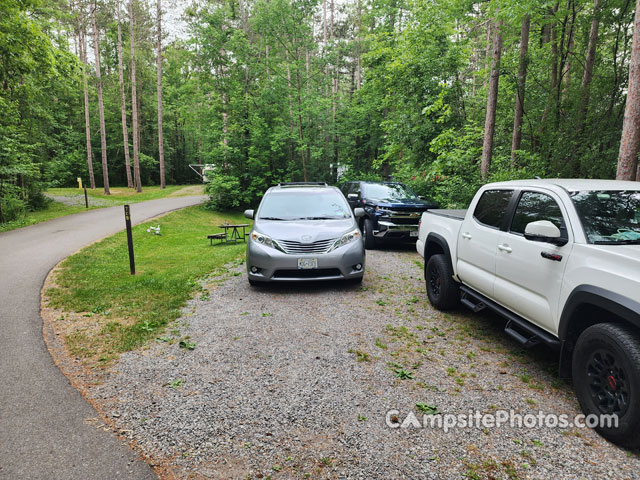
[425,254,459,311]
[572,323,640,448]
[362,218,377,250]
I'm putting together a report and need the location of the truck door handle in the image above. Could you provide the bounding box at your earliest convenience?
[541,251,562,262]
[498,244,512,253]
[461,233,472,240]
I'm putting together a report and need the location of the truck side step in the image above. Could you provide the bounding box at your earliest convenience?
[460,294,486,313]
[459,286,560,351]
[504,321,541,348]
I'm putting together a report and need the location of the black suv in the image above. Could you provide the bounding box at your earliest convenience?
[340,181,438,248]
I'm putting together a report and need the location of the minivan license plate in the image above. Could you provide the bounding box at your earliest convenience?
[298,258,317,269]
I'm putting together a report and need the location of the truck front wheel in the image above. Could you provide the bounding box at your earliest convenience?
[362,218,377,250]
[572,323,640,448]
[425,254,459,311]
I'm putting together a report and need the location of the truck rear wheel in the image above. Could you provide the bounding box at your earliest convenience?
[425,254,459,311]
[572,323,640,448]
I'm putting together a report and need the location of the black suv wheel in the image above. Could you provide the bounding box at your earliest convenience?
[362,218,377,250]
[425,254,459,311]
[572,323,640,448]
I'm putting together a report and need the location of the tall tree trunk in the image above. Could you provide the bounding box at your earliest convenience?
[323,0,329,166]
[330,0,338,166]
[129,0,142,192]
[511,15,530,167]
[481,20,503,180]
[116,0,133,188]
[577,0,602,134]
[79,17,96,190]
[617,0,640,181]
[296,70,308,182]
[91,2,110,195]
[572,0,602,175]
[156,0,165,188]
[537,4,559,135]
[285,49,295,168]
[356,0,361,90]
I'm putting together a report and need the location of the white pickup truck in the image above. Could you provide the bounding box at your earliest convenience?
[416,179,640,447]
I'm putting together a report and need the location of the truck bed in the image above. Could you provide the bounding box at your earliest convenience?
[426,209,467,220]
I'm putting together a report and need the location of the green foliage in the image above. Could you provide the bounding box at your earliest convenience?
[2,0,638,228]
[205,173,246,210]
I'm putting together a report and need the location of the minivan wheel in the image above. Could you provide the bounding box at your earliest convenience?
[425,254,459,310]
[362,218,377,250]
[572,323,640,448]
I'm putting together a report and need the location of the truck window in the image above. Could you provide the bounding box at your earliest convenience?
[473,190,513,229]
[510,191,566,235]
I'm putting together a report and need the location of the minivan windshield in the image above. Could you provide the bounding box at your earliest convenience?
[570,190,640,244]
[363,183,417,201]
[258,190,352,220]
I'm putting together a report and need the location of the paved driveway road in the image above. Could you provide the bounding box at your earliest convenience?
[0,196,205,480]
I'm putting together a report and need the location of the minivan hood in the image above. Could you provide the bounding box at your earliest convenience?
[254,218,356,242]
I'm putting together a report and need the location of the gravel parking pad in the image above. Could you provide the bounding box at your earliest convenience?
[85,248,640,479]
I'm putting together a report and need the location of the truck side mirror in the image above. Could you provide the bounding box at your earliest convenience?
[244,209,254,219]
[348,193,358,200]
[524,220,567,246]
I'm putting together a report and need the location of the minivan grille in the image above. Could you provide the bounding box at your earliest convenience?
[272,268,342,279]
[277,238,337,254]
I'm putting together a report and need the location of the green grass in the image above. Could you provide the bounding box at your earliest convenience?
[0,185,204,233]
[45,205,248,363]
[0,201,100,232]
[48,184,204,205]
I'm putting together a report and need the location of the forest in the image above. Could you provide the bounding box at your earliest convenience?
[2,0,640,223]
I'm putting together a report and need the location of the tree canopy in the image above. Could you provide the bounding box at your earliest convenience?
[1,0,639,222]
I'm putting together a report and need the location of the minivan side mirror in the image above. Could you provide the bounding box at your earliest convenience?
[354,207,365,218]
[524,220,567,246]
[244,209,254,219]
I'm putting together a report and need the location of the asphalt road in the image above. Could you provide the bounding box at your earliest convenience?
[0,196,206,480]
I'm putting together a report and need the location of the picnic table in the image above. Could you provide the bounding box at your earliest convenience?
[217,223,250,243]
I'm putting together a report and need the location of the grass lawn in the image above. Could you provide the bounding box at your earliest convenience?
[44,205,248,366]
[0,202,101,233]
[48,184,204,204]
[0,185,204,233]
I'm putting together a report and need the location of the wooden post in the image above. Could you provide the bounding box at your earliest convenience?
[124,205,135,275]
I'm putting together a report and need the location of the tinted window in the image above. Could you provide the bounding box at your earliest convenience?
[510,192,565,235]
[571,190,640,243]
[362,183,416,201]
[349,183,361,197]
[340,183,351,195]
[473,190,513,228]
[258,190,351,220]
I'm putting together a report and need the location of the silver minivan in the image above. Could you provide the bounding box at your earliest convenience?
[244,182,365,284]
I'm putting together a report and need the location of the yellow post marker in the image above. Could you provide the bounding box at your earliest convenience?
[77,177,83,189]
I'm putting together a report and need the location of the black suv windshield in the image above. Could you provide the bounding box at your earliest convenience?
[258,190,351,220]
[570,190,640,244]
[363,183,417,201]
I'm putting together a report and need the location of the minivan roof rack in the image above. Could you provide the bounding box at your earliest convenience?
[278,182,328,187]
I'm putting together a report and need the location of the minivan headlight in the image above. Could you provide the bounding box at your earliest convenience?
[251,231,284,251]
[329,229,361,251]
